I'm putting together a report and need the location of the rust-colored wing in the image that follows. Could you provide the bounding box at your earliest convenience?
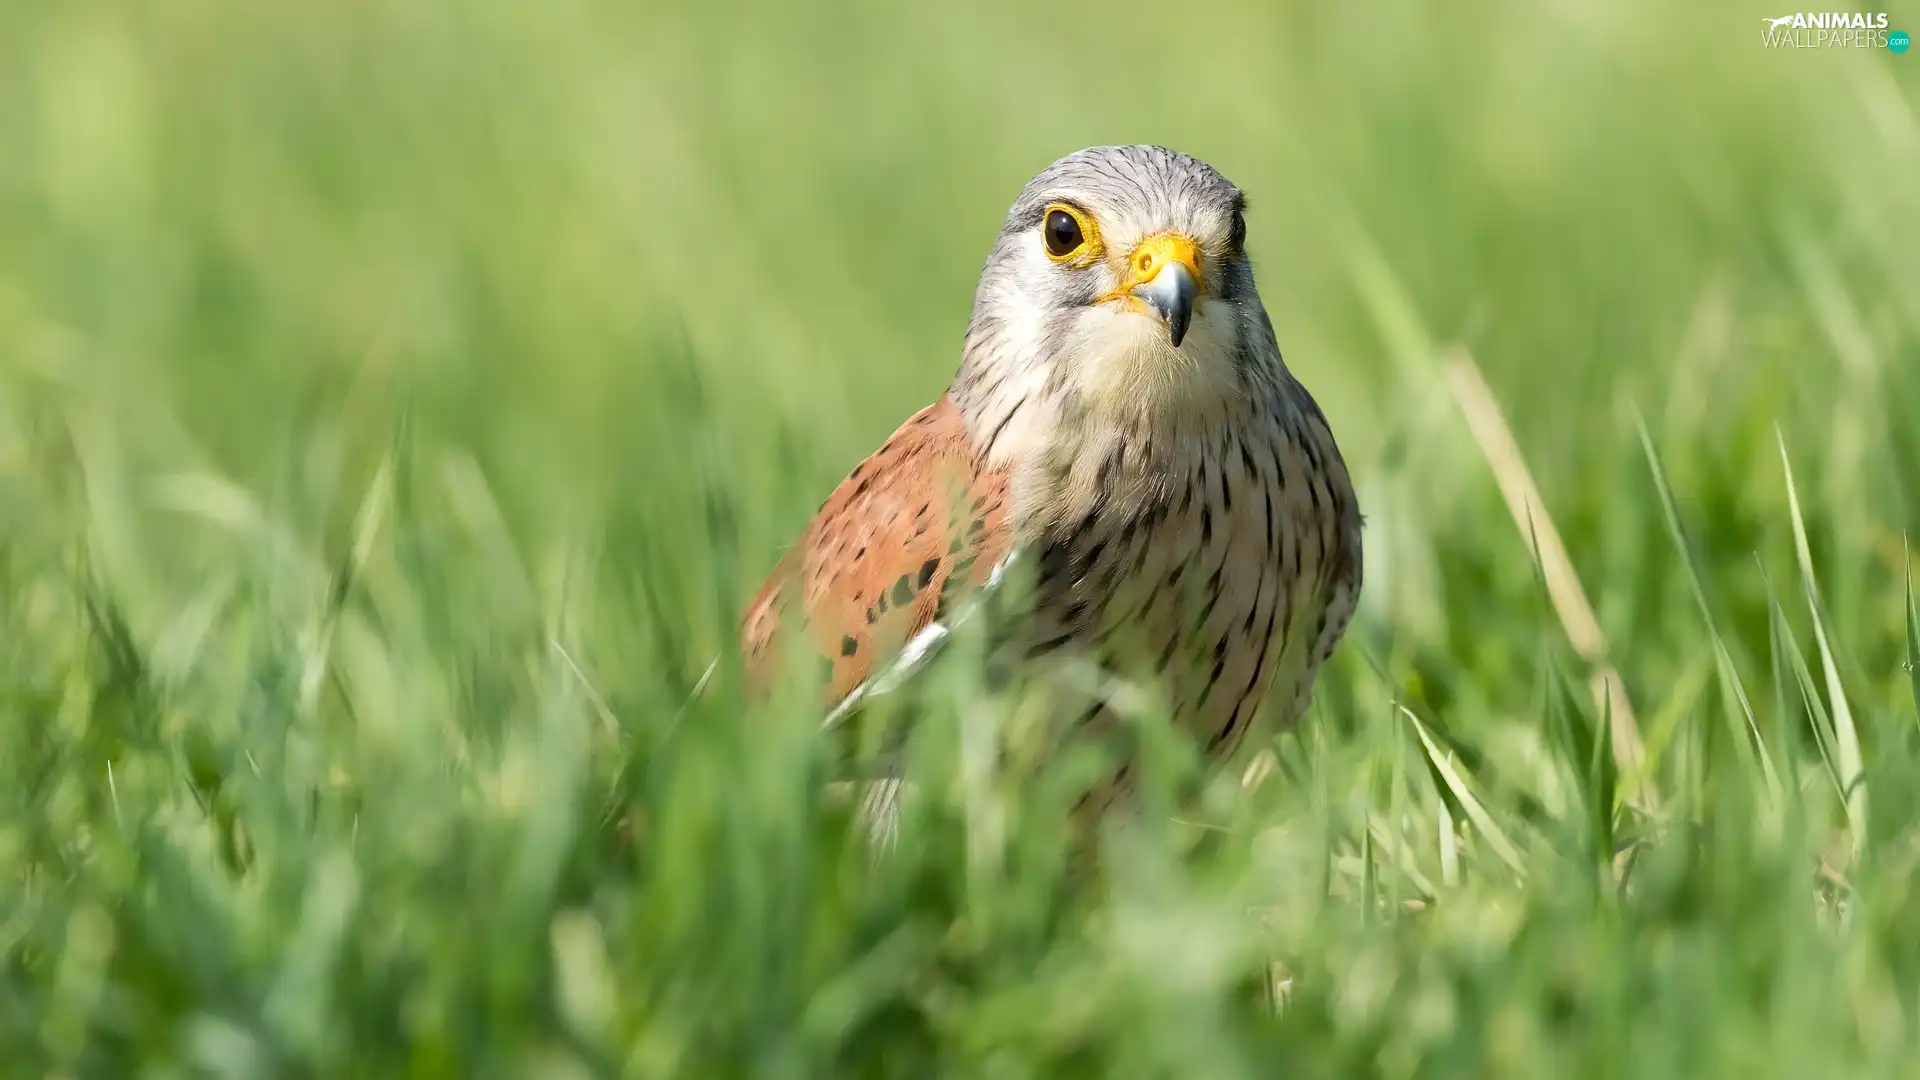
[742,395,1013,707]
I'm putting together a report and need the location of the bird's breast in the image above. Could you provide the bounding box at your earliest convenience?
[1013,411,1349,758]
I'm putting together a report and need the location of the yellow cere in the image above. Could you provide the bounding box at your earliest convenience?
[1124,234,1203,293]
[1097,232,1206,310]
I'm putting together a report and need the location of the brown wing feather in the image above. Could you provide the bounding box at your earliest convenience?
[742,395,1012,705]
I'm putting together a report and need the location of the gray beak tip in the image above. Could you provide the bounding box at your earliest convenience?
[1130,264,1198,349]
[1167,309,1192,349]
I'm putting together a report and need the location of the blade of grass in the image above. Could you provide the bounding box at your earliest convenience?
[1589,663,1618,875]
[1403,706,1526,878]
[1360,819,1379,924]
[1778,431,1866,857]
[1907,535,1920,727]
[1761,562,1805,825]
[1435,798,1459,889]
[1442,347,1654,814]
[1758,561,1844,806]
[299,455,392,720]
[1633,408,1781,806]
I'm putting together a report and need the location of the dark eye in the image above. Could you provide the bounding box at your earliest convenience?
[1228,210,1247,252]
[1043,208,1085,258]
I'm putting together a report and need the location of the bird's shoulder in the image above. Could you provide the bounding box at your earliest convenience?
[741,395,1014,704]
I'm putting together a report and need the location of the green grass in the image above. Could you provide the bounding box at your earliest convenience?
[4,0,1920,1075]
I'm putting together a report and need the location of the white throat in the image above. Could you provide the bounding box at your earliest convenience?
[1063,300,1245,431]
[951,296,1269,537]
[960,297,1249,471]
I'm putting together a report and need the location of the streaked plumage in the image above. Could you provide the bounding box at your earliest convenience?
[744,145,1362,814]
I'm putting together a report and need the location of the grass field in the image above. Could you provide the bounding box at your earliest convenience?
[5,0,1920,1075]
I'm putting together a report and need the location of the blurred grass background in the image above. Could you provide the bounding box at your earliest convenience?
[4,0,1920,1074]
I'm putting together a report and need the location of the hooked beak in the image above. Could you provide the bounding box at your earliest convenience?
[1104,233,1204,348]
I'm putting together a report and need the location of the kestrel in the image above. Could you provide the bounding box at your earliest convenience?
[742,145,1362,815]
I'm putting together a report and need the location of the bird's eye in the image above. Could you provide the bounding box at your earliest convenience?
[1042,206,1088,260]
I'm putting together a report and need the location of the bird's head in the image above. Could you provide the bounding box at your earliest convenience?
[956,146,1279,450]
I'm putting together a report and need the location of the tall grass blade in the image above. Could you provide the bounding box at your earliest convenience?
[1759,562,1844,808]
[1634,409,1781,805]
[1908,536,1920,727]
[1778,431,1866,856]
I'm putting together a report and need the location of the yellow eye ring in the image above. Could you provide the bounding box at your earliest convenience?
[1040,203,1101,265]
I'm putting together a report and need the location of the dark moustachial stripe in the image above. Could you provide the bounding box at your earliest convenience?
[983,401,1023,454]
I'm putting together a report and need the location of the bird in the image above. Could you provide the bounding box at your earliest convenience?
[740,145,1362,821]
